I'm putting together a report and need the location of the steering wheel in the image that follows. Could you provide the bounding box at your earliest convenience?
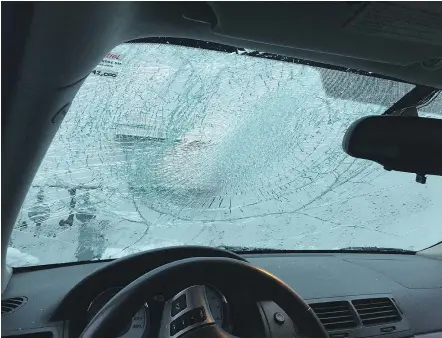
[79,257,328,338]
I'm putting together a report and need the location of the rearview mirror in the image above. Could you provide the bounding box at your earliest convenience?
[342,116,442,183]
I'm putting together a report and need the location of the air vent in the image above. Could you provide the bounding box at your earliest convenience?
[2,296,27,315]
[310,301,357,331]
[352,298,401,326]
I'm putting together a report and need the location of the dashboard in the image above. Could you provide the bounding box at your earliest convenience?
[2,248,442,338]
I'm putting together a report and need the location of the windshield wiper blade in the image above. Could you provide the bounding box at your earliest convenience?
[220,245,415,254]
[339,246,415,254]
[218,245,294,254]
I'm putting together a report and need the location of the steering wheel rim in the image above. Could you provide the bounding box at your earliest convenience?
[80,257,328,338]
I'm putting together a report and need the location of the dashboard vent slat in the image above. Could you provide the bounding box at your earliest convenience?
[310,301,357,331]
[352,298,401,326]
[316,310,352,317]
[1,296,27,315]
[359,309,397,317]
[356,305,393,313]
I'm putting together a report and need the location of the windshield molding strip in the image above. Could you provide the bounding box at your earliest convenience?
[129,37,418,86]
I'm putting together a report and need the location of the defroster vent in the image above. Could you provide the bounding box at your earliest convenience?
[352,297,401,326]
[2,296,27,315]
[310,301,357,331]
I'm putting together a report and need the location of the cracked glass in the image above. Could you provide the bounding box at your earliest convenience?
[8,42,442,266]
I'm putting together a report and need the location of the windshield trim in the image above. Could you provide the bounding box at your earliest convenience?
[130,37,416,85]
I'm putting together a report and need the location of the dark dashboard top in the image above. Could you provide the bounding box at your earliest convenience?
[2,251,442,337]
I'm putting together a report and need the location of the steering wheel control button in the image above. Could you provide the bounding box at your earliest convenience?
[188,306,206,325]
[161,286,218,338]
[169,307,208,336]
[170,320,180,336]
[188,309,198,325]
[170,311,192,336]
[196,307,206,322]
[274,312,285,324]
[171,294,187,317]
[178,313,189,329]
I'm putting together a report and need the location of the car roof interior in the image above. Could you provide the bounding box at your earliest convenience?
[2,2,442,338]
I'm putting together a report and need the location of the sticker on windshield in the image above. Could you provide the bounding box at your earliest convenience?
[90,69,118,78]
[91,53,123,79]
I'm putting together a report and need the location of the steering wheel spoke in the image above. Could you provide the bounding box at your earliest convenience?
[160,285,218,338]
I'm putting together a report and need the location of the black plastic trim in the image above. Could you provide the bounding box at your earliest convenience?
[128,37,417,85]
[382,86,440,115]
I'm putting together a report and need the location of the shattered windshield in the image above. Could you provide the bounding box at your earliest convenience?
[8,41,442,267]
